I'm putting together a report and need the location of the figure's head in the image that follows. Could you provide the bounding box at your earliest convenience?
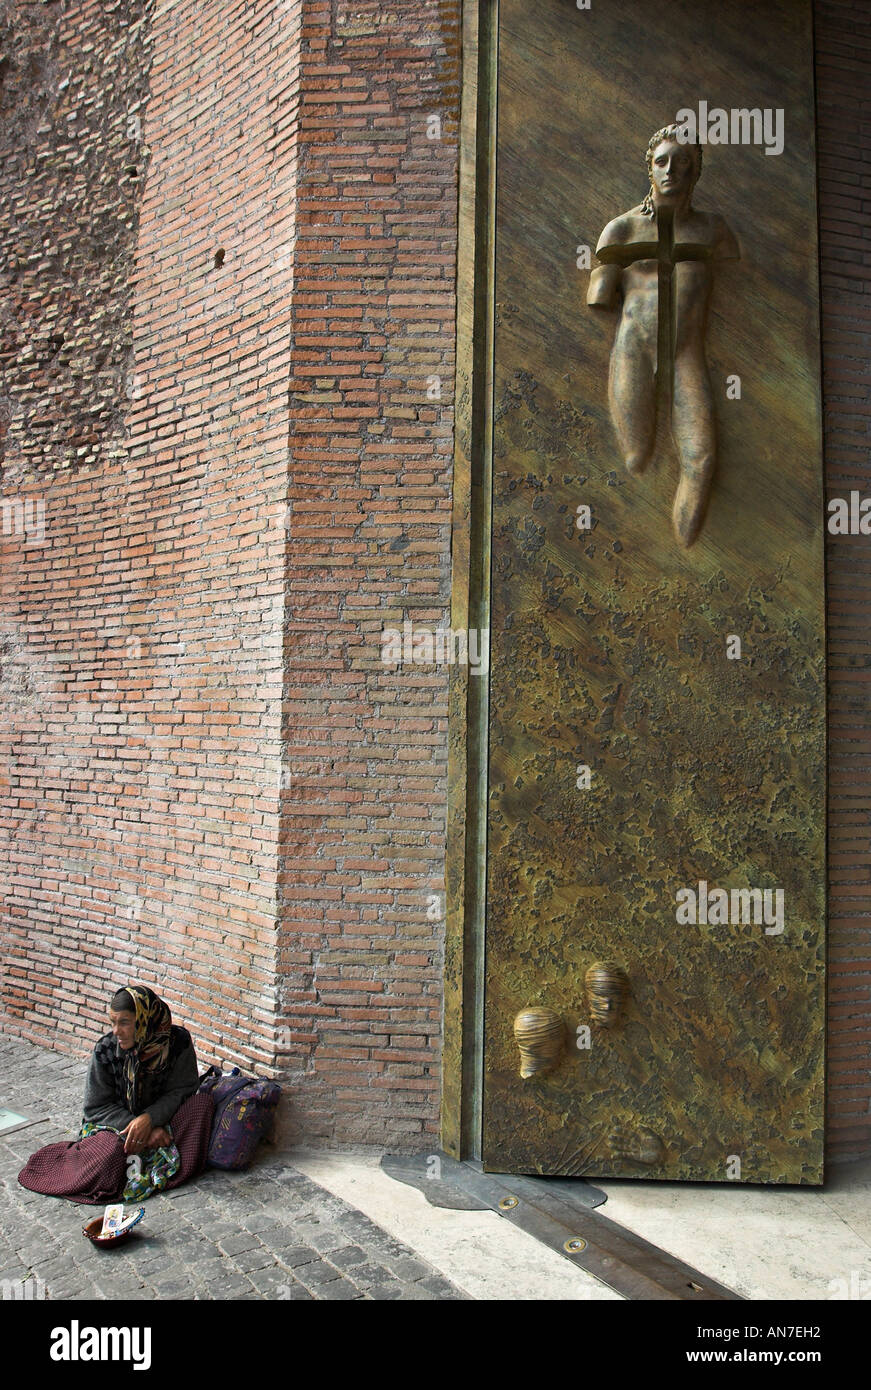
[109,984,171,1054]
[641,123,702,215]
[109,988,136,1050]
[585,961,630,1027]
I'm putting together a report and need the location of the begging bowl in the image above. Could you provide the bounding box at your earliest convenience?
[82,1208,145,1247]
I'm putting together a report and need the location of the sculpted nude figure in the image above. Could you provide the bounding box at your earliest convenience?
[587,124,740,547]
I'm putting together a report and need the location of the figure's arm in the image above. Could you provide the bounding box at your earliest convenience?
[141,1040,200,1128]
[82,1049,136,1131]
[587,263,622,310]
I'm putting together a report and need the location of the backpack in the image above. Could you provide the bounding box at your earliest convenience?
[197,1066,282,1171]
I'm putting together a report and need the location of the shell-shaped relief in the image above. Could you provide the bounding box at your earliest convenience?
[513,1006,565,1078]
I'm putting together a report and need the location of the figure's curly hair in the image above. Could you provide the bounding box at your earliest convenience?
[640,123,702,217]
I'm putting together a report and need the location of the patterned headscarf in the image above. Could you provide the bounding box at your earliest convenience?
[117,984,174,1114]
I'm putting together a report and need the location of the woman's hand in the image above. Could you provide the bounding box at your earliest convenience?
[121,1114,153,1155]
[148,1126,172,1149]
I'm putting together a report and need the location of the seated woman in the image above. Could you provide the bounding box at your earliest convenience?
[80,985,203,1198]
[18,983,214,1205]
[84,986,198,1145]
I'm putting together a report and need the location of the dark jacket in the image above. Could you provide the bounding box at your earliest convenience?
[82,1026,199,1130]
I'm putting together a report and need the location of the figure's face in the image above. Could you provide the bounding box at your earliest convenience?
[109,1009,136,1050]
[586,965,628,1028]
[650,139,696,200]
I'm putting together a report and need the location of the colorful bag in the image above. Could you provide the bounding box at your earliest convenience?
[197,1066,282,1171]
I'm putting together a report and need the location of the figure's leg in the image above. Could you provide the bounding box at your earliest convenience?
[608,337,656,476]
[671,353,715,547]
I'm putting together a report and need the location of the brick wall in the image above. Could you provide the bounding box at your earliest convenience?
[1,0,159,1046]
[0,0,152,475]
[1,0,300,1070]
[1,0,870,1161]
[274,0,460,1145]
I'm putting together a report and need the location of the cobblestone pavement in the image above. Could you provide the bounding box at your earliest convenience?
[0,1036,467,1301]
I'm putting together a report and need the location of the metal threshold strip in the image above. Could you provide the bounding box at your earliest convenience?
[382,1152,742,1301]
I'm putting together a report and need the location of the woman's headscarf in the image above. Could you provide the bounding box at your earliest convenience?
[115,984,174,1114]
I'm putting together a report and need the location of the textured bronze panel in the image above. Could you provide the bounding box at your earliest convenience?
[482,0,825,1184]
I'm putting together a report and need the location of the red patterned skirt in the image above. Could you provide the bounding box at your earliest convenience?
[17,1092,214,1205]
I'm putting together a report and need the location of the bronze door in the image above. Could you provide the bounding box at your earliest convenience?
[481,0,826,1183]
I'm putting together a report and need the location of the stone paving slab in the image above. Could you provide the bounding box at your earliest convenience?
[0,1036,467,1302]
